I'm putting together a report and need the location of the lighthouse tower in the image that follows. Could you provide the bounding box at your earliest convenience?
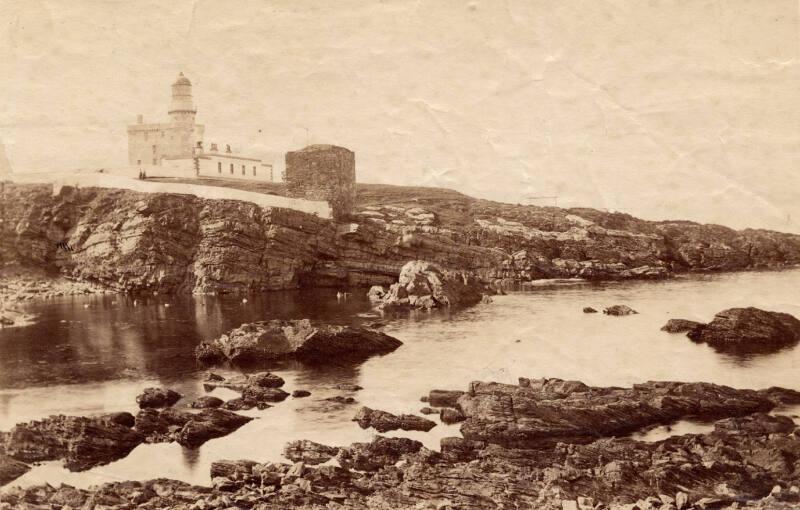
[127,72,205,165]
[168,72,197,124]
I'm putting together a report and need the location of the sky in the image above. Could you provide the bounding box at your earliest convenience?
[1,0,799,232]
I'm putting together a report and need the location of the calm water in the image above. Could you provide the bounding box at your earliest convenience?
[2,269,800,488]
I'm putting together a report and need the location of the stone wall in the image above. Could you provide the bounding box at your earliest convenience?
[285,145,355,221]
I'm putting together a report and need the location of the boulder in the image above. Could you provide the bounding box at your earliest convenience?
[190,396,224,409]
[377,260,486,311]
[687,307,800,353]
[283,440,339,465]
[241,386,289,403]
[353,407,436,433]
[661,318,706,334]
[222,398,270,411]
[603,305,638,316]
[367,285,386,302]
[583,307,598,313]
[135,388,182,409]
[439,408,466,424]
[292,390,311,398]
[195,320,402,364]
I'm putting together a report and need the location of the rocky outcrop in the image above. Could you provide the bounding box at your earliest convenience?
[0,414,143,471]
[687,307,800,354]
[196,319,402,364]
[375,260,485,311]
[352,407,436,433]
[190,396,224,409]
[133,408,253,448]
[449,378,800,448]
[6,408,800,508]
[5,183,800,296]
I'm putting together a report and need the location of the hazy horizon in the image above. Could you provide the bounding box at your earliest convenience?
[2,0,798,232]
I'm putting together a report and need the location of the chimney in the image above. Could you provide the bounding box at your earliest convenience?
[225,144,232,154]
[210,143,218,152]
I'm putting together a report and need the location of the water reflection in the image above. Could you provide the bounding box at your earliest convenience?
[2,269,800,488]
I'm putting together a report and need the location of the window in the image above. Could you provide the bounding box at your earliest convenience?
[230,164,234,174]
[253,166,257,176]
[242,165,246,175]
[137,160,141,165]
[217,162,222,173]
[152,158,157,165]
[152,145,156,153]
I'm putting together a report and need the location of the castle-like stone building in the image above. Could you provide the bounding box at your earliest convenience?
[285,145,356,220]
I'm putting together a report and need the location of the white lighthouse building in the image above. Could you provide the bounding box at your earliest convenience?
[124,73,273,181]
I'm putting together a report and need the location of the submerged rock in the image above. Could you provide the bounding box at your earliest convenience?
[195,319,402,364]
[661,318,706,333]
[353,407,436,433]
[377,260,486,311]
[603,305,638,316]
[583,307,598,313]
[687,307,800,353]
[292,390,311,398]
[135,388,182,409]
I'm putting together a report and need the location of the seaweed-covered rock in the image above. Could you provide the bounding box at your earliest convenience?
[283,440,339,465]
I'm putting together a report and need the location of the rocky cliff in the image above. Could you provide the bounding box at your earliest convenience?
[3,182,800,294]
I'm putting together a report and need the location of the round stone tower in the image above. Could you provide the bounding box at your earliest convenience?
[168,72,196,124]
[285,145,356,221]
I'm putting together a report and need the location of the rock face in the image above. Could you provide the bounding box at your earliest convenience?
[135,387,182,409]
[661,318,706,334]
[352,407,436,433]
[196,319,402,364]
[687,307,800,353]
[377,260,486,311]
[4,183,800,295]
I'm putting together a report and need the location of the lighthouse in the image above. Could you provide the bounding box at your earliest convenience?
[168,72,197,124]
[127,72,205,165]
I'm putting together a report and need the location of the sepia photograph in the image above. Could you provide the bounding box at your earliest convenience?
[1,1,800,508]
